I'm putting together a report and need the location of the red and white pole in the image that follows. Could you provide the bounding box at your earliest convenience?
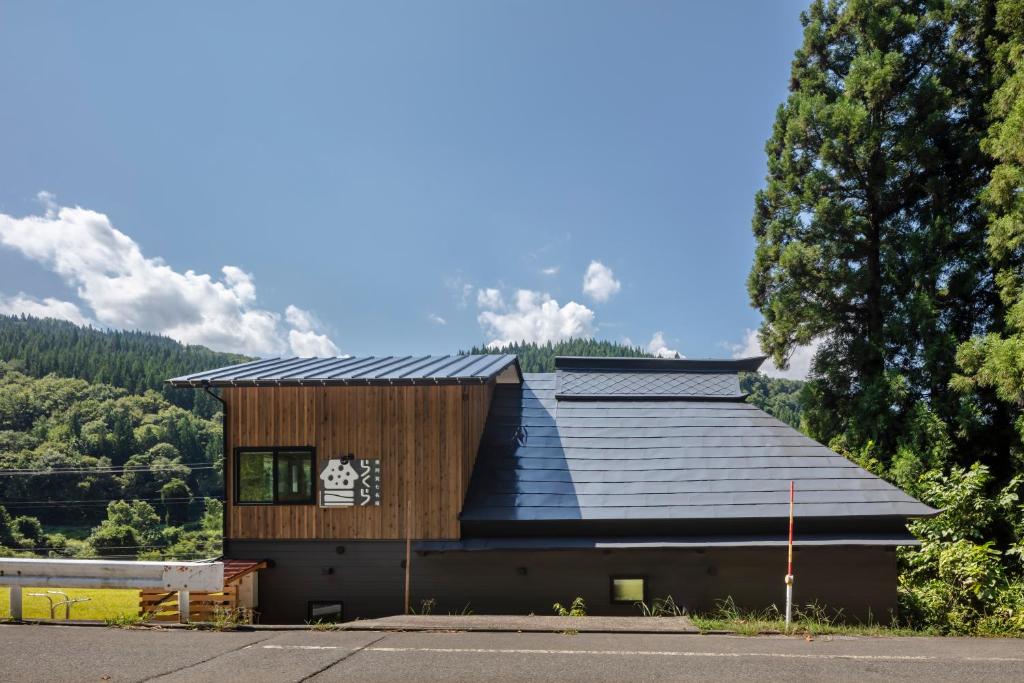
[785,480,795,629]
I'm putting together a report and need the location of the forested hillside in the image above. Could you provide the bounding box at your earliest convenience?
[0,317,236,560]
[0,315,250,416]
[0,362,222,559]
[463,339,654,372]
[739,374,804,430]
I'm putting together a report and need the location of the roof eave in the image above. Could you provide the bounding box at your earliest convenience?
[554,355,768,373]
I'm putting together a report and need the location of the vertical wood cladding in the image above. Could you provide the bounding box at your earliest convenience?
[224,383,494,540]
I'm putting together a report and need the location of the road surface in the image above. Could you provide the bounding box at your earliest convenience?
[1,624,1022,682]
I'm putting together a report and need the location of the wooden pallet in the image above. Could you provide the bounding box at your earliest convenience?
[139,585,241,622]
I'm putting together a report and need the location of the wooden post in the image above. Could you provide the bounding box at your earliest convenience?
[785,480,795,629]
[404,498,412,615]
[10,586,22,621]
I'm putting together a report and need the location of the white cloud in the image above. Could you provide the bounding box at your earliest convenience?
[37,190,58,218]
[444,274,474,308]
[282,305,340,356]
[428,313,447,325]
[647,331,682,359]
[0,195,342,357]
[541,266,559,276]
[582,260,621,303]
[285,304,317,332]
[477,288,595,347]
[729,328,819,380]
[0,293,90,326]
[287,329,341,357]
[476,288,505,310]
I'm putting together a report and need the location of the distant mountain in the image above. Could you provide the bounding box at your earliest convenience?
[468,338,804,428]
[463,338,655,373]
[0,315,252,415]
[739,372,804,429]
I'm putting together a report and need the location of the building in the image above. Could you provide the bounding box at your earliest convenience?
[168,354,934,624]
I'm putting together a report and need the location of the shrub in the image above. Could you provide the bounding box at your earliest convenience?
[553,597,587,617]
[12,516,44,545]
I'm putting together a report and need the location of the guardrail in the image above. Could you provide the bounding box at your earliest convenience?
[0,558,224,623]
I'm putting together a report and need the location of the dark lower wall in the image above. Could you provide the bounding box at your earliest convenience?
[226,539,898,624]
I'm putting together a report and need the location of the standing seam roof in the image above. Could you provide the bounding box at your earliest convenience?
[166,354,522,387]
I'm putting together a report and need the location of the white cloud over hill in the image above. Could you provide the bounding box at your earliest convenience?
[0,193,342,357]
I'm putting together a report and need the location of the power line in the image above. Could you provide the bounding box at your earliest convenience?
[0,461,218,473]
[19,544,212,551]
[0,464,218,476]
[3,496,224,508]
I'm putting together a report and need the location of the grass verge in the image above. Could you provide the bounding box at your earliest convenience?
[0,587,138,621]
[689,597,938,637]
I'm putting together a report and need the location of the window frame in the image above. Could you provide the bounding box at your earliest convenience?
[234,446,316,505]
[609,575,647,605]
[308,600,344,623]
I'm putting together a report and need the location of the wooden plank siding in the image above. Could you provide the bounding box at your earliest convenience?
[223,383,495,540]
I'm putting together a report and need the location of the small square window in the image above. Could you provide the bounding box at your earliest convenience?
[235,448,315,505]
[308,601,343,623]
[610,576,646,604]
[277,451,313,503]
[237,451,274,503]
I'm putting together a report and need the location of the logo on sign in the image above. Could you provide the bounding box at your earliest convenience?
[319,455,381,507]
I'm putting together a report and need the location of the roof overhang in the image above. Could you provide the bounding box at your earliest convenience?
[554,356,768,373]
[415,532,920,554]
[166,354,523,388]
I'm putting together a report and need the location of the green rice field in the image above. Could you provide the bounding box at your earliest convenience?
[0,587,138,621]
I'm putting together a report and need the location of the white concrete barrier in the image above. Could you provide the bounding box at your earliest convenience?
[0,558,223,623]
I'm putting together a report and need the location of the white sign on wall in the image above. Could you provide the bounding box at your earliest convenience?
[319,455,382,507]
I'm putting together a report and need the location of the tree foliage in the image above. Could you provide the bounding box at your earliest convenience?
[463,338,654,372]
[0,315,250,416]
[0,359,222,558]
[738,373,805,429]
[954,0,1024,422]
[751,0,1024,634]
[749,0,997,459]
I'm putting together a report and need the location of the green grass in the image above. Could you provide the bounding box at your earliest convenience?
[0,587,139,621]
[689,598,938,637]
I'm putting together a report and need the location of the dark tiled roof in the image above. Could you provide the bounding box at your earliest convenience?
[461,373,935,527]
[558,370,741,399]
[553,356,762,400]
[167,354,521,387]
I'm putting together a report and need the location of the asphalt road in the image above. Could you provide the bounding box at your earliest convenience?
[1,625,1023,683]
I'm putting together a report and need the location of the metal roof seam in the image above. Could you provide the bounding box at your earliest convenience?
[156,354,522,385]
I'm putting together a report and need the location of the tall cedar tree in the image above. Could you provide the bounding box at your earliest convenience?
[749,0,997,460]
[954,0,1024,474]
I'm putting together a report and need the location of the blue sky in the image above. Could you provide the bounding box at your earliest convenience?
[0,1,809,374]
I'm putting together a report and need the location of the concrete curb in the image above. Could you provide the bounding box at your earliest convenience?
[2,617,711,635]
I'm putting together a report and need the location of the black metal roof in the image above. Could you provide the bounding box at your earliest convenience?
[555,356,768,373]
[166,354,522,387]
[460,372,936,533]
[554,356,765,401]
